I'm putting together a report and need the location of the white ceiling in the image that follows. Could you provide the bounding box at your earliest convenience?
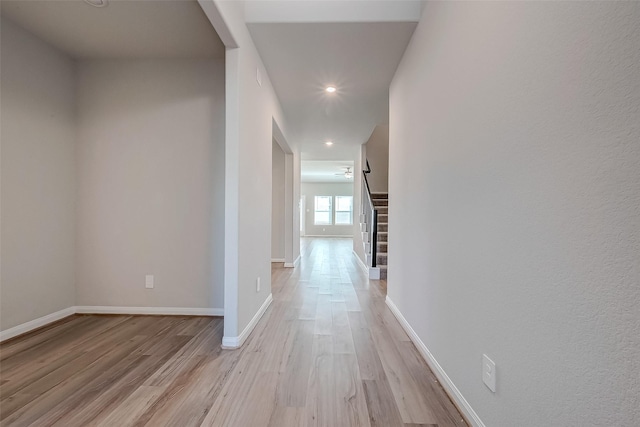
[302,160,355,183]
[247,20,416,160]
[0,0,224,59]
[244,0,423,24]
[1,0,416,161]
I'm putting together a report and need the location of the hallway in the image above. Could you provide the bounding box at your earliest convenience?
[246,237,467,426]
[1,238,465,426]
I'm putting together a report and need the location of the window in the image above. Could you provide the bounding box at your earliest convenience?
[335,196,353,225]
[314,196,332,225]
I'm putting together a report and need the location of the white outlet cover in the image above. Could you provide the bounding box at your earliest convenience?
[482,354,496,392]
[145,275,154,289]
[256,277,261,292]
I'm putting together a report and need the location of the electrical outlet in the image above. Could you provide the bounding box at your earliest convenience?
[145,275,154,289]
[482,354,496,392]
[256,277,261,292]
[256,67,262,86]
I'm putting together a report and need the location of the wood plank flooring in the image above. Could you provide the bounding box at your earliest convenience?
[0,237,466,426]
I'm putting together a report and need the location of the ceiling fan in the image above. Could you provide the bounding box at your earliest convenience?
[335,167,353,179]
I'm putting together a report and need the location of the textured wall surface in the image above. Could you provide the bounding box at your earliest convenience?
[388,2,639,426]
[1,18,77,330]
[76,59,225,310]
[272,140,286,259]
[364,124,389,193]
[209,0,295,340]
[302,182,354,236]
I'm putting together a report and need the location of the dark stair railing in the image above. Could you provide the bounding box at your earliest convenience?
[362,160,378,268]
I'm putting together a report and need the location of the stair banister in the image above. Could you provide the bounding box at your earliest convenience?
[362,160,377,268]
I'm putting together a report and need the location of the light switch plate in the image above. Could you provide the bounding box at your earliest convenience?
[145,275,154,289]
[482,354,496,392]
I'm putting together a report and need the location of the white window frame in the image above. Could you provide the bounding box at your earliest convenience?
[314,195,333,225]
[334,196,353,225]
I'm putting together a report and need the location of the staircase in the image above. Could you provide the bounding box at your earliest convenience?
[371,192,388,280]
[360,160,389,281]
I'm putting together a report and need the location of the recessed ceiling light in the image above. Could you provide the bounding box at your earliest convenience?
[325,141,333,146]
[325,86,337,93]
[83,0,108,7]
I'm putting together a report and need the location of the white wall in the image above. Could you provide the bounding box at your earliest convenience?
[0,18,77,330]
[352,144,366,262]
[388,2,640,426]
[199,0,296,343]
[273,119,299,267]
[292,151,301,261]
[75,59,225,310]
[272,139,286,260]
[364,124,389,193]
[302,183,354,237]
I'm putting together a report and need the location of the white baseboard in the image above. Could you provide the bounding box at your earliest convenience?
[284,255,301,268]
[222,293,273,349]
[0,305,224,343]
[352,248,383,281]
[353,250,369,275]
[75,306,224,316]
[0,307,76,342]
[303,235,353,238]
[385,296,485,427]
[271,258,285,263]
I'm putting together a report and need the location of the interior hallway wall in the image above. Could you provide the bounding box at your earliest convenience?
[352,144,367,263]
[200,0,296,342]
[364,124,389,193]
[302,182,354,237]
[388,2,640,426]
[271,139,286,260]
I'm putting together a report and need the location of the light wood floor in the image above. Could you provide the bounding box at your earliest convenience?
[0,237,466,426]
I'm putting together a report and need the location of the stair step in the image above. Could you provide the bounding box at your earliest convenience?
[372,193,389,280]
